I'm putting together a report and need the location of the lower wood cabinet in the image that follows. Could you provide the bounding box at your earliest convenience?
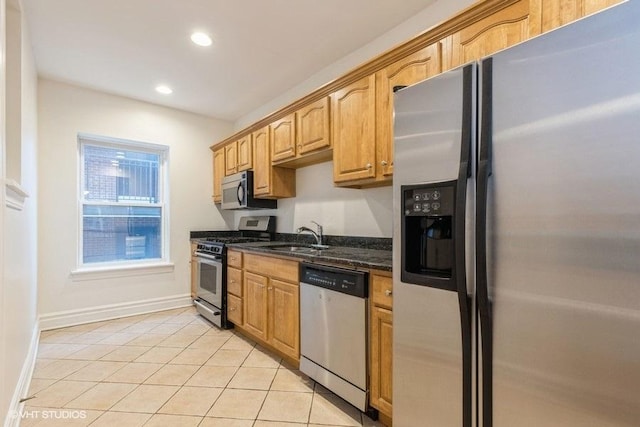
[239,253,300,362]
[370,269,393,420]
[226,250,244,326]
[269,279,300,358]
[244,271,269,342]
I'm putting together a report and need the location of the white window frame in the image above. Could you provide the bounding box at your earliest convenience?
[72,133,172,278]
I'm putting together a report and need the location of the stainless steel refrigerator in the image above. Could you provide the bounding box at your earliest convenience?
[392,2,640,426]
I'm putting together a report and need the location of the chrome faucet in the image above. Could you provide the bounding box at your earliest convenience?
[297,221,325,247]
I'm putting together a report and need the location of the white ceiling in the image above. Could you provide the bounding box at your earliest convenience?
[21,0,437,122]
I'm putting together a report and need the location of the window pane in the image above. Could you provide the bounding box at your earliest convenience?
[82,205,162,263]
[83,145,160,203]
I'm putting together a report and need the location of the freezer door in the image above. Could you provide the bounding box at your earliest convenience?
[393,64,476,427]
[479,2,640,426]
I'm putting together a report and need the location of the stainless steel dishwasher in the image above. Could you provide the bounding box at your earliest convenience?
[299,262,369,411]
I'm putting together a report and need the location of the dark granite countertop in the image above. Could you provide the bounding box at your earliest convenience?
[226,241,392,272]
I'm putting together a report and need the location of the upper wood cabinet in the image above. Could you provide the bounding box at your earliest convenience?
[271,114,296,162]
[253,126,272,196]
[212,147,225,203]
[332,74,377,184]
[375,43,442,179]
[443,0,541,70]
[537,0,622,32]
[236,135,253,172]
[253,125,296,198]
[270,97,332,168]
[224,141,238,176]
[296,97,331,156]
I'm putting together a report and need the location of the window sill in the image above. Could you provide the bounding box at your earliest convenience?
[70,261,175,281]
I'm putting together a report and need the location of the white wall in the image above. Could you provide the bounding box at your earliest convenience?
[37,79,233,324]
[233,162,392,237]
[231,0,474,237]
[1,0,39,422]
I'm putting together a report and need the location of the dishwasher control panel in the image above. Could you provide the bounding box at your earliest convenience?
[300,263,368,298]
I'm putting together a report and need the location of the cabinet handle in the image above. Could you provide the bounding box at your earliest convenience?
[385,289,393,296]
[229,307,236,311]
[298,145,302,149]
[230,280,235,284]
[366,163,372,169]
[230,257,236,261]
[381,160,388,166]
[268,287,273,290]
[258,284,265,288]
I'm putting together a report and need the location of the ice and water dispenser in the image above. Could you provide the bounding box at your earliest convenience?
[401,182,456,289]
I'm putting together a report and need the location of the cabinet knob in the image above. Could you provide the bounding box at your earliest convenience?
[268,287,273,290]
[229,307,236,311]
[381,160,388,166]
[230,280,235,284]
[298,145,302,149]
[230,257,236,261]
[366,163,372,169]
[385,289,393,296]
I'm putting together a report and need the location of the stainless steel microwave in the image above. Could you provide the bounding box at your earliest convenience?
[221,171,277,210]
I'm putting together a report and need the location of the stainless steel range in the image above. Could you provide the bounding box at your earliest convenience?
[193,216,275,328]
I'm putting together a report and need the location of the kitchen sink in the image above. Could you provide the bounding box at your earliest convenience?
[269,245,319,253]
[268,244,330,254]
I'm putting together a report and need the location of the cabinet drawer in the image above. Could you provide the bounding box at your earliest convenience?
[371,271,393,309]
[227,250,243,269]
[227,267,242,297]
[227,294,243,325]
[244,253,299,283]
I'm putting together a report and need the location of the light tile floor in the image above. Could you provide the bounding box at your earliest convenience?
[19,306,384,427]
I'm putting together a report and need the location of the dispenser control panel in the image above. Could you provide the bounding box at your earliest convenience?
[404,184,455,216]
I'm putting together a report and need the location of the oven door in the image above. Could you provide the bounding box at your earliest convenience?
[195,252,223,309]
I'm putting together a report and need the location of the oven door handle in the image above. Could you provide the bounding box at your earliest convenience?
[195,252,223,262]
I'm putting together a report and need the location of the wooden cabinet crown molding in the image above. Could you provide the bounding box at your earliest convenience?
[210,0,524,152]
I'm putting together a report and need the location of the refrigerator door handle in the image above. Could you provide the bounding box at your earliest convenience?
[477,58,494,427]
[454,63,475,427]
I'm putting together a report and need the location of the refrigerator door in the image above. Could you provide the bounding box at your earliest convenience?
[478,3,640,426]
[393,64,475,427]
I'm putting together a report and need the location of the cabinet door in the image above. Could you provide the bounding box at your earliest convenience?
[224,141,238,176]
[376,44,441,179]
[271,114,296,162]
[444,0,540,70]
[296,97,331,155]
[252,126,271,196]
[244,271,268,341]
[227,267,243,297]
[332,74,377,183]
[371,305,393,417]
[237,135,253,171]
[268,279,299,360]
[539,0,622,32]
[212,147,225,203]
[227,294,243,326]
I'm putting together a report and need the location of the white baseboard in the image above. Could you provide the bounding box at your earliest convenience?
[38,294,193,331]
[4,320,39,427]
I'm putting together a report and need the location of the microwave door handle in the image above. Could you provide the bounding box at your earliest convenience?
[236,182,244,205]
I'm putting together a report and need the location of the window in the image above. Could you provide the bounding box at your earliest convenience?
[79,135,169,266]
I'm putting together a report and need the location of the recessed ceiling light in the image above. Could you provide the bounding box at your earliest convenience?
[191,32,212,47]
[155,85,173,95]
